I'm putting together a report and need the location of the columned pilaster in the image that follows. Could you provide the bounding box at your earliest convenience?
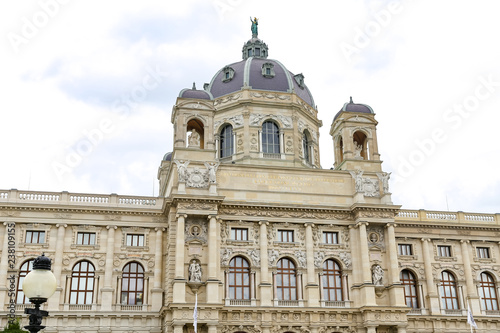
[48,224,66,310]
[151,227,165,310]
[259,221,272,306]
[357,222,376,306]
[206,215,220,303]
[173,214,187,303]
[421,238,440,314]
[385,222,405,306]
[305,223,319,306]
[101,225,117,311]
[461,240,480,313]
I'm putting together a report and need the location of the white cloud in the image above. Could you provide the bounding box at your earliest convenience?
[1,0,499,213]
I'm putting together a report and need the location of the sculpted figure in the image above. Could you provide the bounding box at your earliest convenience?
[174,160,189,182]
[204,162,220,184]
[353,140,363,158]
[188,129,200,147]
[377,172,391,194]
[349,170,364,192]
[189,260,202,282]
[250,17,258,37]
[372,264,383,285]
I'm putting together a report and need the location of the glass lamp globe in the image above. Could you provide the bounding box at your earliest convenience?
[22,254,57,300]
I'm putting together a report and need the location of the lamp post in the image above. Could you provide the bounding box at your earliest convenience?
[22,253,57,333]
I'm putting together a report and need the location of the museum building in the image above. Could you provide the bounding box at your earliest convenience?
[1,24,500,333]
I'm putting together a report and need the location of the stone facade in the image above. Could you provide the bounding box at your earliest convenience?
[1,30,500,333]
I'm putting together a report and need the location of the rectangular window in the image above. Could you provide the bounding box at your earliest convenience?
[126,234,144,247]
[77,232,96,245]
[477,247,490,259]
[398,244,413,255]
[278,230,294,242]
[438,245,451,257]
[25,231,45,244]
[323,232,339,244]
[266,67,271,75]
[231,228,248,241]
[255,48,260,56]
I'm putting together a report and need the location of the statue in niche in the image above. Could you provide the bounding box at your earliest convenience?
[204,162,220,184]
[377,172,391,194]
[189,260,202,282]
[188,129,200,147]
[250,17,258,37]
[353,140,363,159]
[174,160,189,182]
[372,264,383,285]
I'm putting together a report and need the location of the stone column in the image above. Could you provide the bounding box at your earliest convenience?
[259,221,272,306]
[385,223,405,306]
[358,222,376,305]
[208,324,217,333]
[101,225,117,311]
[421,238,440,315]
[397,327,407,333]
[206,215,220,303]
[48,224,66,310]
[173,214,187,303]
[461,240,480,313]
[151,227,165,310]
[305,223,319,306]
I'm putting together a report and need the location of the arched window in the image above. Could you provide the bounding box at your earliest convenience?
[353,131,368,160]
[276,258,297,300]
[322,259,342,301]
[228,256,250,300]
[302,131,310,163]
[16,259,34,304]
[220,124,234,158]
[70,261,95,305]
[439,271,458,310]
[400,269,419,308]
[262,121,280,154]
[121,262,145,305]
[479,272,499,311]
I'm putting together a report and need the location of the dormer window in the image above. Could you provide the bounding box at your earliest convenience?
[222,66,235,83]
[262,62,275,78]
[255,48,260,56]
[294,73,305,89]
[248,49,253,57]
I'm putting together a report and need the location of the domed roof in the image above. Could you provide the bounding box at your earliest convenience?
[334,97,374,120]
[207,57,315,108]
[179,83,213,100]
[163,152,172,161]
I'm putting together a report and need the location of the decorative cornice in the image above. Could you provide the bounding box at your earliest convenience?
[219,204,353,221]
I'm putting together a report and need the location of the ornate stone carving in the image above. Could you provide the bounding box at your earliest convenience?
[367,226,385,250]
[372,264,383,285]
[250,92,291,101]
[204,162,220,184]
[178,201,217,211]
[350,170,380,197]
[268,249,279,266]
[377,172,391,194]
[186,167,208,188]
[247,249,260,267]
[214,115,244,130]
[188,259,202,282]
[249,113,293,128]
[185,221,207,243]
[214,93,241,106]
[219,207,353,220]
[174,160,190,182]
[295,250,307,268]
[314,251,325,268]
[221,248,233,266]
[339,252,352,268]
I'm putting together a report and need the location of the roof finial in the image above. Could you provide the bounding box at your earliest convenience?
[349,96,353,103]
[192,82,196,90]
[250,16,258,38]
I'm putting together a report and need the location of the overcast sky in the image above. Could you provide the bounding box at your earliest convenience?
[1,0,499,214]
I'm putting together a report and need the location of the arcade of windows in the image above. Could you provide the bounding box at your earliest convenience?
[15,256,500,311]
[16,259,145,306]
[216,120,313,164]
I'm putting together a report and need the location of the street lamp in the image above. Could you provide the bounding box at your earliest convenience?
[22,253,57,333]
